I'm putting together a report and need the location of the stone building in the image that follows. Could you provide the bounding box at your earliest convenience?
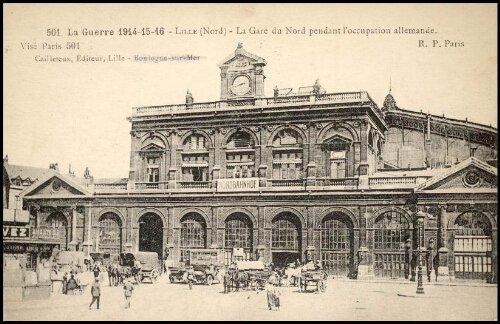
[18,44,497,282]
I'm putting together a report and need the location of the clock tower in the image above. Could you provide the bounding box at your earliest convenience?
[219,43,267,100]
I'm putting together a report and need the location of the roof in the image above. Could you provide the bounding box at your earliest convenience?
[415,157,497,191]
[219,43,267,66]
[94,178,128,185]
[20,171,93,198]
[373,168,448,178]
[4,163,55,183]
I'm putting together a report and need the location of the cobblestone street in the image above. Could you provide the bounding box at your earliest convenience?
[3,277,497,321]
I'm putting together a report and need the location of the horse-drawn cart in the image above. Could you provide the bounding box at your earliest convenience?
[119,252,160,284]
[168,249,222,285]
[299,269,327,293]
[225,261,271,292]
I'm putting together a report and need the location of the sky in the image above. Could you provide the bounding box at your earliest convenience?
[3,4,497,179]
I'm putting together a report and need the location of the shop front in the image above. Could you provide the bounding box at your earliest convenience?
[3,225,60,301]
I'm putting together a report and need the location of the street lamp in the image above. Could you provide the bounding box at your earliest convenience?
[416,211,426,294]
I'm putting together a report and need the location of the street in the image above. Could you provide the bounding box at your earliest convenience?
[3,277,497,321]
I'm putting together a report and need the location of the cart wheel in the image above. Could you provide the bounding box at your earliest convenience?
[206,275,213,286]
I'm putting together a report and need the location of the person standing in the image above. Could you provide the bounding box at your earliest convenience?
[93,263,101,279]
[187,266,196,290]
[62,272,68,295]
[273,283,281,311]
[89,278,101,310]
[265,279,275,310]
[123,277,134,309]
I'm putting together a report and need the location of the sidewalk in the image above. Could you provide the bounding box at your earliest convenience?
[333,276,497,288]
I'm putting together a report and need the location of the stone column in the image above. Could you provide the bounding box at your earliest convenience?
[358,120,369,176]
[258,127,268,188]
[168,133,179,189]
[306,124,317,187]
[68,206,78,251]
[210,207,218,248]
[356,206,373,279]
[82,205,93,255]
[437,204,451,280]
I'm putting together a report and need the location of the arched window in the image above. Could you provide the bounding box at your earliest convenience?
[180,213,207,262]
[98,213,122,257]
[320,213,354,276]
[454,211,492,236]
[272,129,304,182]
[321,213,353,251]
[271,213,301,250]
[453,211,492,280]
[224,213,253,264]
[226,131,256,178]
[374,211,410,250]
[181,134,210,185]
[373,210,411,278]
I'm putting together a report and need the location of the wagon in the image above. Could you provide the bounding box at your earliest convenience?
[228,261,271,291]
[168,249,222,285]
[299,270,327,293]
[119,252,160,283]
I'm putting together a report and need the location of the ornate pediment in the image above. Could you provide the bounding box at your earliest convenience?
[415,157,497,192]
[322,134,352,151]
[22,174,92,198]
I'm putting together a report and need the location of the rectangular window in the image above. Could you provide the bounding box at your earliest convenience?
[148,167,159,182]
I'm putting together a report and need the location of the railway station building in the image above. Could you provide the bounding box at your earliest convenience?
[14,44,497,282]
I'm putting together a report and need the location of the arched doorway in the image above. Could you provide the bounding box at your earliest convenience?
[45,212,68,250]
[98,213,122,260]
[138,213,163,259]
[453,211,492,281]
[224,213,253,265]
[320,212,354,277]
[373,210,411,278]
[271,212,302,268]
[180,213,207,263]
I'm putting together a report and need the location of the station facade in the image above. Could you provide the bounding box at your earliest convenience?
[17,44,497,282]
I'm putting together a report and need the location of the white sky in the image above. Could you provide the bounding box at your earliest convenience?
[3,4,497,179]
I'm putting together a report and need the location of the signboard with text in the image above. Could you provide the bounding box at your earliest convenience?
[217,178,259,192]
[3,226,30,239]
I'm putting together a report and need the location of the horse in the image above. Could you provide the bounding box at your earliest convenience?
[284,266,301,287]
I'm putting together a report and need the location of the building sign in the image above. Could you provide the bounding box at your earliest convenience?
[3,226,30,239]
[31,227,61,241]
[3,243,55,254]
[217,178,259,192]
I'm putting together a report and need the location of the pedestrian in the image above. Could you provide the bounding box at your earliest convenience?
[123,277,134,309]
[187,266,196,290]
[223,268,231,293]
[62,272,68,295]
[265,279,275,310]
[67,274,78,295]
[93,263,100,279]
[89,277,101,310]
[273,283,281,311]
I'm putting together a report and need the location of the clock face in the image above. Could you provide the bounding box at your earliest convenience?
[231,75,251,96]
